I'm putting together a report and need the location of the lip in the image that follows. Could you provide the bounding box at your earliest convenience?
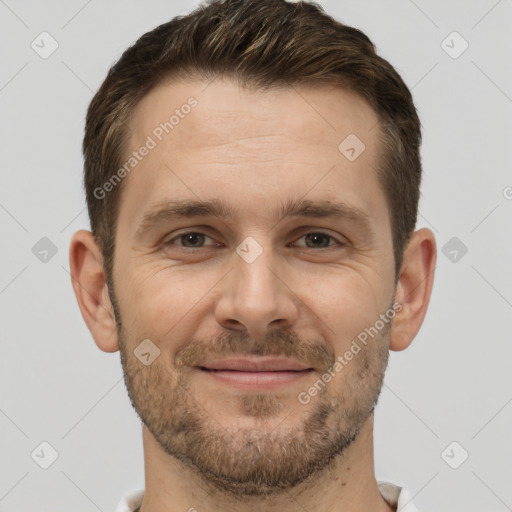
[197,357,313,390]
[200,357,311,372]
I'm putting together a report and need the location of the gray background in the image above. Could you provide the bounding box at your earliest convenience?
[1,0,511,510]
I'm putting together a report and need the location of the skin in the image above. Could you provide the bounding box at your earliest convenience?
[69,77,436,512]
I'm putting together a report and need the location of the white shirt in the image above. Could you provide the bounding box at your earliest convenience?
[115,481,419,511]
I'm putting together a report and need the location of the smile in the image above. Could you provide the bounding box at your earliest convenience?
[196,357,314,390]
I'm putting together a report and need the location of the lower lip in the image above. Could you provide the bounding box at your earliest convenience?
[198,368,313,390]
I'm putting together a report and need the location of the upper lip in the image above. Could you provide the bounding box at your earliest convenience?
[199,357,312,372]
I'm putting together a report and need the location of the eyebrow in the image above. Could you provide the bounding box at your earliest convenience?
[135,197,374,238]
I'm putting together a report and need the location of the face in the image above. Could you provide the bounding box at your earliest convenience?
[110,77,397,496]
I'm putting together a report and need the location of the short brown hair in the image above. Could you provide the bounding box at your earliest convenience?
[83,0,422,286]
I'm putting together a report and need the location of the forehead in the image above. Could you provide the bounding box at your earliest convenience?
[130,76,379,151]
[118,76,387,231]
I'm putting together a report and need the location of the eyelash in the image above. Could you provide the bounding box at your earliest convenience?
[163,230,346,251]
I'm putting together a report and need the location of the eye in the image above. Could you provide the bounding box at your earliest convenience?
[165,231,219,249]
[291,232,345,249]
[163,230,346,251]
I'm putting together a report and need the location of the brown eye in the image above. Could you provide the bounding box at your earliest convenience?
[293,232,344,249]
[165,232,217,249]
[179,232,205,248]
[304,233,332,248]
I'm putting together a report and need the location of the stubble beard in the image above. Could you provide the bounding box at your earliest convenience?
[112,291,391,498]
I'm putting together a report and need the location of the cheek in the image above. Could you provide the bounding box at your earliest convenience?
[124,263,219,335]
[118,249,391,353]
[300,266,387,344]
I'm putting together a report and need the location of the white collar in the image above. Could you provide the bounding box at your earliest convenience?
[115,481,420,512]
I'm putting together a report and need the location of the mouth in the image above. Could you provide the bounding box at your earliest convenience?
[196,357,314,390]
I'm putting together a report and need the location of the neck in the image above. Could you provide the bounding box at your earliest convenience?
[138,415,394,512]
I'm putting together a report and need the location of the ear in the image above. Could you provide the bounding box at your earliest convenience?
[389,227,437,351]
[69,229,119,353]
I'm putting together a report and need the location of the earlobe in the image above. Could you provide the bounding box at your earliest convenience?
[69,230,120,353]
[389,228,437,352]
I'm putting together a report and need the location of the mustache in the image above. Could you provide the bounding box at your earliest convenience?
[174,329,335,372]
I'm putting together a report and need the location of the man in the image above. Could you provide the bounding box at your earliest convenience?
[69,0,436,510]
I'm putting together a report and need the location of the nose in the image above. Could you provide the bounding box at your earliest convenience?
[214,241,299,339]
